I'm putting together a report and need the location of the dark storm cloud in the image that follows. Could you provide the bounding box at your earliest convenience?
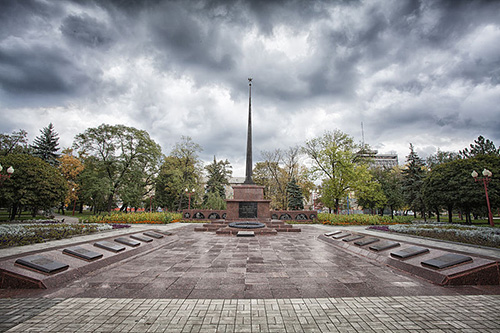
[0,0,63,39]
[60,14,115,48]
[0,43,89,95]
[0,0,499,169]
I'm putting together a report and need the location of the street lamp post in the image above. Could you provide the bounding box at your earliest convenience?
[185,188,195,210]
[472,169,494,227]
[0,164,14,185]
[71,188,77,216]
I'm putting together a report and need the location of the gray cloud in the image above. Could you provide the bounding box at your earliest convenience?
[0,0,499,174]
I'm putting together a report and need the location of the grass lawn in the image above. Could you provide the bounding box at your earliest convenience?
[0,210,48,222]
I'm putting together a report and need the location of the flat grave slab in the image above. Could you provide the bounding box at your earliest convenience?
[342,235,364,242]
[15,255,69,275]
[354,237,380,246]
[324,231,342,236]
[63,247,103,261]
[237,231,255,237]
[115,237,141,247]
[130,234,153,242]
[94,241,126,253]
[391,246,430,259]
[421,254,473,270]
[143,231,164,239]
[154,230,173,236]
[369,241,400,252]
[331,232,351,239]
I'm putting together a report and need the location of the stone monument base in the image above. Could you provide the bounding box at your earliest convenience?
[194,219,300,235]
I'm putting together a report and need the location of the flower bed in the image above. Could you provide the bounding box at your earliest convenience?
[0,223,113,248]
[368,223,500,249]
[83,212,182,224]
[318,213,413,226]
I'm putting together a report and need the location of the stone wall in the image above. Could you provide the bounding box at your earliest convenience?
[182,209,317,221]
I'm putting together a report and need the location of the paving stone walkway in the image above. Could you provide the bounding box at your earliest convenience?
[1,224,499,332]
[1,295,499,332]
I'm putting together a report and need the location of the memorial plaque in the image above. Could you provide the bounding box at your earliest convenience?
[15,255,69,274]
[331,232,350,239]
[239,202,258,219]
[63,246,103,261]
[324,231,342,236]
[390,246,430,259]
[115,237,141,247]
[94,241,126,253]
[369,241,400,251]
[342,235,364,242]
[131,234,153,242]
[354,237,379,246]
[143,231,164,239]
[154,230,173,236]
[237,231,255,237]
[421,254,473,270]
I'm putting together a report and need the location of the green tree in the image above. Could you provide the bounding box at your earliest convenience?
[355,166,387,215]
[371,167,405,218]
[78,156,113,214]
[255,147,313,209]
[203,157,232,209]
[0,129,29,156]
[0,154,67,219]
[423,154,499,224]
[73,124,162,212]
[426,149,459,170]
[303,130,368,213]
[401,144,427,219]
[286,177,304,210]
[31,123,60,166]
[459,135,500,158]
[423,161,459,223]
[155,136,202,211]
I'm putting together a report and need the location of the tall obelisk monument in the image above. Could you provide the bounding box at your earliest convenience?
[244,78,255,184]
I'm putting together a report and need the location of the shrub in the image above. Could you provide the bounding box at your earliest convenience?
[82,212,182,224]
[0,223,112,248]
[317,213,413,226]
[388,223,500,248]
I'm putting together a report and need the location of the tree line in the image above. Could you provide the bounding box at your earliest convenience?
[1,123,498,223]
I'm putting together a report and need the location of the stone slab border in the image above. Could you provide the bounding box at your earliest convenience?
[0,229,176,289]
[319,233,500,286]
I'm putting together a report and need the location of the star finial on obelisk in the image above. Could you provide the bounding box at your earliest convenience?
[244,78,255,184]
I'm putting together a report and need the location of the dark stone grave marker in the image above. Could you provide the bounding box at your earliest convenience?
[154,230,173,236]
[421,253,473,270]
[342,235,364,242]
[331,232,351,239]
[94,241,126,253]
[15,255,69,274]
[115,237,141,247]
[324,231,342,236]
[131,234,153,242]
[390,246,430,259]
[63,246,103,261]
[354,238,379,246]
[237,231,255,237]
[143,231,164,239]
[369,241,400,252]
[145,231,164,239]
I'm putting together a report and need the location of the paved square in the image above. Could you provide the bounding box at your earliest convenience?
[1,224,499,332]
[38,225,496,299]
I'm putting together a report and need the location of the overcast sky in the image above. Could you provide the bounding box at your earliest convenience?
[1,0,499,176]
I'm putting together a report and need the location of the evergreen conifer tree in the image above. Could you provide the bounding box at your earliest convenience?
[31,123,60,166]
[286,177,304,210]
[401,143,427,219]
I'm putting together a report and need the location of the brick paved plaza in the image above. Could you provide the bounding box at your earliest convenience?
[1,224,499,332]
